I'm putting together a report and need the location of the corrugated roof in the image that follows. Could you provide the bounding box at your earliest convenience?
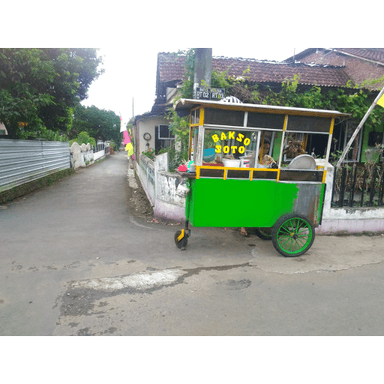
[157,52,351,88]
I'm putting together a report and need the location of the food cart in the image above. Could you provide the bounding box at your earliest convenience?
[174,99,348,257]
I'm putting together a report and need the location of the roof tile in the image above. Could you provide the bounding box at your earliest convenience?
[157,52,351,88]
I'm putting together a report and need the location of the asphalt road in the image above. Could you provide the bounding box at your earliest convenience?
[1,151,384,336]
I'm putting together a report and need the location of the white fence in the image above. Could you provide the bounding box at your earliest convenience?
[136,153,188,222]
[69,142,110,169]
[317,163,384,234]
[137,154,156,205]
[0,139,70,193]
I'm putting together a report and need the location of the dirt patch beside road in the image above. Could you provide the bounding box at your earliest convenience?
[125,167,154,221]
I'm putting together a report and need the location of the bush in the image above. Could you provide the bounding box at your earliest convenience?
[109,139,119,151]
[142,148,155,160]
[69,131,96,147]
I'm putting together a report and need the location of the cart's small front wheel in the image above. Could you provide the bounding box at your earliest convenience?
[253,227,272,240]
[272,214,315,257]
[174,230,188,250]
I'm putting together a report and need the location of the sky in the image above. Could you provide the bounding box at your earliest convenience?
[80,46,307,127]
[5,1,377,131]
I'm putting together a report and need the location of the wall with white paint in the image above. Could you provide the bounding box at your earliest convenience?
[136,152,187,222]
[136,116,169,154]
[317,162,384,234]
[69,142,96,169]
[137,154,156,206]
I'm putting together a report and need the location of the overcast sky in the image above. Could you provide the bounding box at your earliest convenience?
[80,46,306,127]
[5,2,376,128]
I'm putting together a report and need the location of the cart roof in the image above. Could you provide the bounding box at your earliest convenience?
[175,98,350,118]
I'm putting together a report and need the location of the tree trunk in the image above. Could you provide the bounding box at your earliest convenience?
[5,122,18,139]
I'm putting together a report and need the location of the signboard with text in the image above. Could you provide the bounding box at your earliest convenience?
[196,87,225,101]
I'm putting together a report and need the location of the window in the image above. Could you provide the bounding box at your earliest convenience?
[158,125,174,139]
[155,125,175,153]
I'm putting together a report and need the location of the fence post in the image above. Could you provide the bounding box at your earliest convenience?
[349,165,357,207]
[378,164,384,206]
[331,166,337,207]
[360,168,367,207]
[368,167,377,206]
[338,166,347,207]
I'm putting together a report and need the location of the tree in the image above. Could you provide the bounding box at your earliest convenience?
[37,49,104,133]
[0,48,103,139]
[0,49,56,138]
[71,104,121,145]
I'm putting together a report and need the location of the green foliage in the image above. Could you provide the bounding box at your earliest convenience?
[162,144,186,172]
[70,131,96,147]
[109,139,118,151]
[177,49,195,99]
[0,48,103,139]
[142,148,156,160]
[71,104,122,145]
[167,108,189,162]
[364,144,384,188]
[19,126,68,142]
[0,49,55,138]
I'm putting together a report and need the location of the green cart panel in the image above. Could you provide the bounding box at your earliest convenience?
[187,178,325,228]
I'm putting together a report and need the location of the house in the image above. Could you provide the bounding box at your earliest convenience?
[284,48,384,90]
[133,104,174,158]
[134,49,384,164]
[134,51,349,160]
[134,50,384,231]
[285,48,384,162]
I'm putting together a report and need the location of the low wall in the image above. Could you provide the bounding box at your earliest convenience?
[154,171,186,222]
[136,153,187,222]
[94,150,105,161]
[317,162,384,234]
[70,142,95,169]
[137,154,155,206]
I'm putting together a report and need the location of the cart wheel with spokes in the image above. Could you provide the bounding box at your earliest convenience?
[272,214,315,257]
[253,227,272,240]
[174,230,188,250]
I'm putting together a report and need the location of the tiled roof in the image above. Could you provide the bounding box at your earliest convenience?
[212,57,350,87]
[287,48,384,90]
[157,52,351,88]
[157,53,186,84]
[334,48,384,64]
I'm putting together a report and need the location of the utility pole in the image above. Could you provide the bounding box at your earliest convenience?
[193,48,212,99]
